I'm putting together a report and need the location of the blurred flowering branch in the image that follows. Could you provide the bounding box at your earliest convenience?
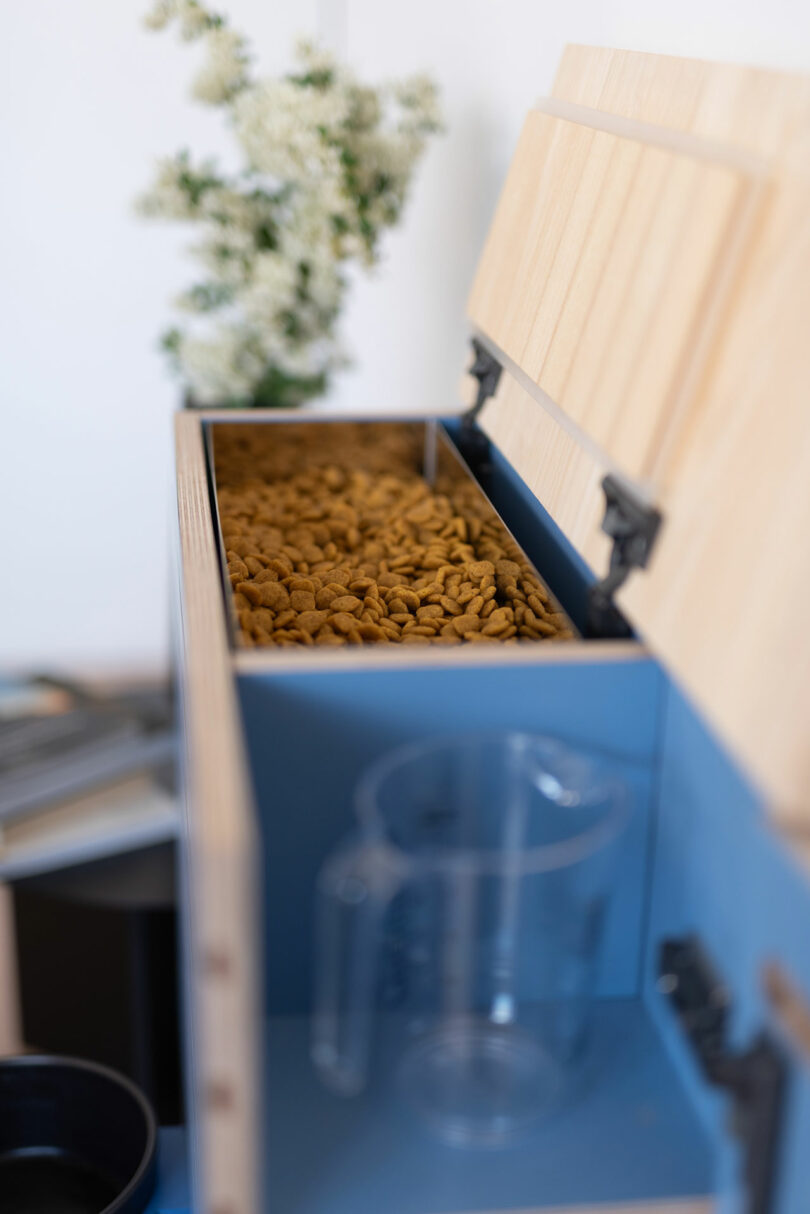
[137,0,442,406]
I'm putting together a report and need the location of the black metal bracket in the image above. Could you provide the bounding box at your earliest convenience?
[586,474,662,638]
[457,338,502,484]
[465,337,503,423]
[659,937,788,1214]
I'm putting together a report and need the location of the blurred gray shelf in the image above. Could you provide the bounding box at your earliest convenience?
[0,676,179,878]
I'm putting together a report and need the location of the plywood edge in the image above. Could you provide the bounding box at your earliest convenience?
[174,411,261,1214]
[0,884,21,1055]
[233,638,647,677]
[436,1200,712,1214]
[190,405,460,423]
[534,96,769,176]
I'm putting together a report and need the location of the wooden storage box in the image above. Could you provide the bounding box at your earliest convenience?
[172,47,810,1214]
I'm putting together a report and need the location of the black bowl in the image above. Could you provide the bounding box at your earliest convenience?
[0,1054,157,1214]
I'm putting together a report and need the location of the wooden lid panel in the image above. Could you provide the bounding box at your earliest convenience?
[464,48,810,818]
[546,48,810,819]
[467,109,758,486]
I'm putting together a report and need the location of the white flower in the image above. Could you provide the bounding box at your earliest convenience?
[197,185,272,234]
[233,79,347,181]
[277,188,341,269]
[140,5,442,402]
[192,27,247,103]
[142,1,176,31]
[305,261,342,315]
[177,1,211,40]
[136,155,197,220]
[394,73,442,133]
[258,330,328,379]
[193,226,255,287]
[345,86,380,131]
[178,326,265,403]
[293,38,340,83]
[143,0,211,38]
[238,251,300,323]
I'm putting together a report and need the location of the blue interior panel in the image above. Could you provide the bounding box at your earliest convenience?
[238,655,662,1014]
[263,1001,712,1214]
[145,1126,189,1214]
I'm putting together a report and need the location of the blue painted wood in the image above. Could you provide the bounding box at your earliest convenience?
[263,1000,711,1214]
[144,1126,189,1213]
[237,656,661,1014]
[642,678,810,1214]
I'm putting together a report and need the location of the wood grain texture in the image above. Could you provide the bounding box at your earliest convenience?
[550,48,810,820]
[0,883,21,1055]
[174,412,261,1214]
[467,110,758,483]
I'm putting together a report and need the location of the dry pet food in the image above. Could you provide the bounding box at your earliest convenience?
[213,422,575,650]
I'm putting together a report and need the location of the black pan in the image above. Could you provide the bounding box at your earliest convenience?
[0,1054,157,1214]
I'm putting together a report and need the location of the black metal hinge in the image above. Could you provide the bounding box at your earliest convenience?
[465,337,503,422]
[586,474,662,638]
[659,937,788,1214]
[458,338,502,481]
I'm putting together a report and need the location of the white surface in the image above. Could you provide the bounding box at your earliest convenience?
[1,0,809,671]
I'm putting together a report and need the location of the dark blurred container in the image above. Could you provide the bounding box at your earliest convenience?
[13,843,183,1125]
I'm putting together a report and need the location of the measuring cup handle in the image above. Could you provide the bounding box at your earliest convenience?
[311,840,404,1095]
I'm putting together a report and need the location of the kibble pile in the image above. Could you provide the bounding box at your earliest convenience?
[214,422,575,650]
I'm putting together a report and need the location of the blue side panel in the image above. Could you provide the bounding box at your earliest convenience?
[644,678,810,1214]
[145,1126,189,1214]
[237,656,662,1013]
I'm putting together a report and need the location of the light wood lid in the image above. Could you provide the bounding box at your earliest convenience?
[466,47,810,821]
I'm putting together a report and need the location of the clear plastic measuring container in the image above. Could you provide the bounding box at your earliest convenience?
[312,732,630,1145]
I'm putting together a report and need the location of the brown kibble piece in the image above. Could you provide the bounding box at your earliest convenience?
[289,590,316,612]
[296,610,329,634]
[357,623,385,641]
[468,560,495,580]
[322,567,350,587]
[235,581,262,606]
[452,614,482,636]
[482,618,509,636]
[330,612,357,634]
[392,586,419,611]
[330,594,362,615]
[260,582,290,611]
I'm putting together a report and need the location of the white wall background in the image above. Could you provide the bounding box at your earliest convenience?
[2,0,809,674]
